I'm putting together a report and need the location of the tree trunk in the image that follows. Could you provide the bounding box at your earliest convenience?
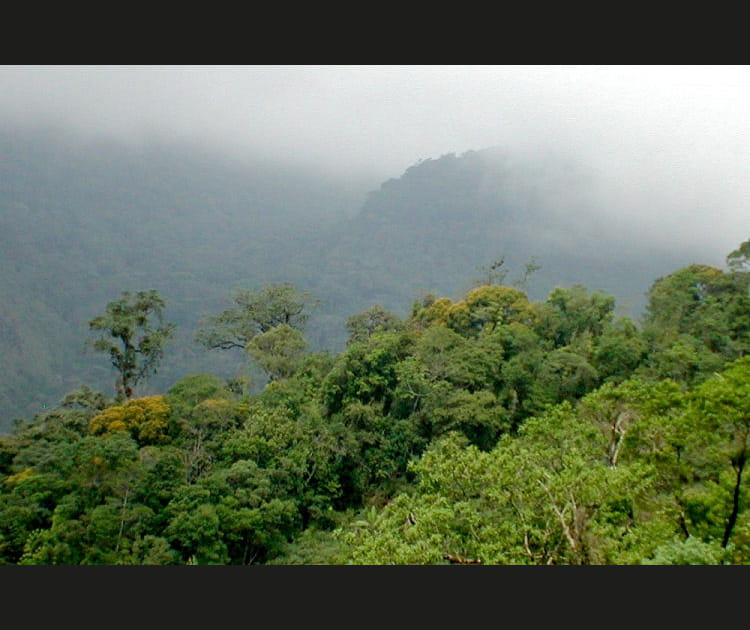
[722,452,745,548]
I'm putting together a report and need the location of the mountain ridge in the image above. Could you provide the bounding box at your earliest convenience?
[0,127,727,429]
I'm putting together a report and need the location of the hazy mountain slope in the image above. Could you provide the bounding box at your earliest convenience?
[0,130,720,430]
[0,127,368,427]
[322,148,699,319]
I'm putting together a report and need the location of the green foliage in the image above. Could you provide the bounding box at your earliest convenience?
[61,385,110,411]
[166,373,233,406]
[6,237,750,565]
[593,317,648,383]
[640,264,750,384]
[534,284,616,348]
[345,304,404,346]
[87,290,175,401]
[643,536,730,565]
[390,326,510,450]
[89,395,171,445]
[342,400,661,565]
[683,357,750,548]
[245,324,308,382]
[164,495,228,565]
[410,294,454,330]
[726,236,750,272]
[321,330,415,416]
[268,523,353,564]
[195,283,318,352]
[163,375,247,483]
[537,348,600,402]
[218,383,359,530]
[446,284,534,336]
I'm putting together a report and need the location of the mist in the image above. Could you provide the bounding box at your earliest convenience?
[2,64,749,263]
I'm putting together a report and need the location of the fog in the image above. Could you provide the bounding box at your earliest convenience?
[2,64,749,264]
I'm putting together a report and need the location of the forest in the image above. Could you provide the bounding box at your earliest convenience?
[1,236,749,565]
[0,131,702,426]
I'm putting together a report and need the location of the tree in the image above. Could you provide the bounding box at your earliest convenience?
[89,395,172,446]
[245,324,308,382]
[321,330,415,416]
[195,283,319,352]
[448,284,533,335]
[534,284,615,348]
[345,305,404,346]
[474,256,509,287]
[473,255,541,290]
[87,290,175,401]
[726,237,750,272]
[643,264,725,332]
[592,317,648,384]
[340,417,655,565]
[687,357,750,550]
[640,264,750,383]
[412,285,534,338]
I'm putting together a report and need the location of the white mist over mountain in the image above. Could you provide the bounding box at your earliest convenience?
[1,65,749,263]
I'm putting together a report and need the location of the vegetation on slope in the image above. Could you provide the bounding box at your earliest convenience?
[1,237,748,564]
[0,130,703,427]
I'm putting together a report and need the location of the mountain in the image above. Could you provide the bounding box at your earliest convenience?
[0,128,720,430]
[0,126,369,426]
[320,147,698,317]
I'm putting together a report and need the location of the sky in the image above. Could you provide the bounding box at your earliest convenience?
[1,64,749,263]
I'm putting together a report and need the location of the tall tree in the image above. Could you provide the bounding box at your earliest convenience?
[87,290,175,401]
[195,283,318,352]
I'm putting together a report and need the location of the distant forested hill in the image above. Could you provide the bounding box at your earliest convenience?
[0,128,712,429]
[0,127,369,426]
[322,148,697,317]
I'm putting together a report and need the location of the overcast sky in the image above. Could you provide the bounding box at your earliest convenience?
[2,64,749,263]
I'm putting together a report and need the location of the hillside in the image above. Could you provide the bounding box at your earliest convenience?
[0,127,368,426]
[0,129,717,429]
[321,147,696,316]
[1,247,749,565]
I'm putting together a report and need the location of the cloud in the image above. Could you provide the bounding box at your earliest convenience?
[2,64,749,262]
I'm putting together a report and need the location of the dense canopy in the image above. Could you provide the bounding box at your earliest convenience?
[2,239,749,565]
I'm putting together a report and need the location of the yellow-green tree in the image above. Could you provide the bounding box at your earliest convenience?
[89,395,171,446]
